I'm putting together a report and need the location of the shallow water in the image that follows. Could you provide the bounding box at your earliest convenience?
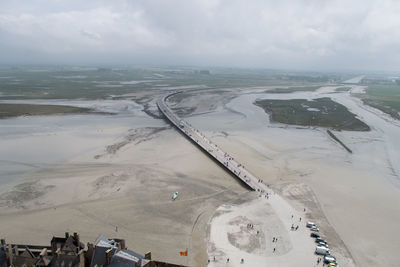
[190,87,400,266]
[186,91,314,132]
[187,87,400,187]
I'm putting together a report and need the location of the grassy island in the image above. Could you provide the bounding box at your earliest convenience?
[266,86,322,94]
[0,103,93,119]
[254,97,370,131]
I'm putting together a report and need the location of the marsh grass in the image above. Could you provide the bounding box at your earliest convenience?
[0,103,93,119]
[254,97,370,131]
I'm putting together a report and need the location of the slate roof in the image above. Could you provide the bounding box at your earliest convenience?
[108,250,150,267]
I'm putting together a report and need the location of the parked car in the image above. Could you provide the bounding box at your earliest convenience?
[310,226,319,232]
[316,237,326,243]
[324,255,337,264]
[315,246,330,255]
[306,221,316,228]
[317,242,328,248]
[310,233,320,238]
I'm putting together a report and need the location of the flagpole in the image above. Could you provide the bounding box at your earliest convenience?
[186,231,190,266]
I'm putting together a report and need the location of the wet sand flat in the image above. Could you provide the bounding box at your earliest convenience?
[190,86,400,266]
[1,86,399,266]
[0,114,247,266]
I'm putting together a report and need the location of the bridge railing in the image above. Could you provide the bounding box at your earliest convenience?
[157,93,257,191]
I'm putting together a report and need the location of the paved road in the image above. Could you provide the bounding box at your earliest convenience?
[157,92,271,193]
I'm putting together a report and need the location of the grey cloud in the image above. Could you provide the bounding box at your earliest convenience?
[0,0,399,71]
[80,30,101,41]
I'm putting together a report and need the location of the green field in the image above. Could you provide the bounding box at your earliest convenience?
[0,67,158,99]
[0,67,342,100]
[254,97,370,131]
[266,86,322,94]
[0,66,347,118]
[335,86,352,92]
[0,103,93,119]
[357,85,400,119]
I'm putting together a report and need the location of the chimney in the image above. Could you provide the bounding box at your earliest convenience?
[73,233,81,251]
[119,239,125,250]
[144,252,151,260]
[105,248,113,265]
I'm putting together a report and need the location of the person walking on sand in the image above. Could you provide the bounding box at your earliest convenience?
[273,248,276,253]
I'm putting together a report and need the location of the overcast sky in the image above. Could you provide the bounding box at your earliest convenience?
[0,0,399,71]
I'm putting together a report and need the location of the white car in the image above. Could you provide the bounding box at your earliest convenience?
[317,242,328,248]
[315,246,330,255]
[306,222,316,228]
[310,226,319,232]
[324,255,336,264]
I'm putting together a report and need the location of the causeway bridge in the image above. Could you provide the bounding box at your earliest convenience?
[157,92,266,191]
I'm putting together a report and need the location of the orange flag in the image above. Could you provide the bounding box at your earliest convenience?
[179,249,188,256]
